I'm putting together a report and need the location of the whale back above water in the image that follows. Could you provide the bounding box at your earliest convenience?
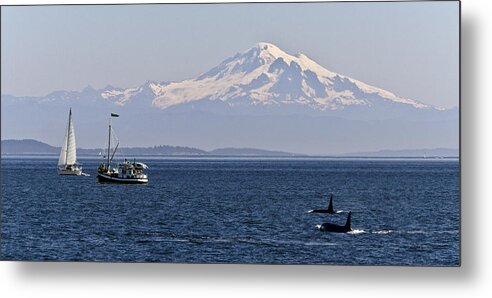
[318,211,352,233]
[327,195,334,213]
[308,194,336,214]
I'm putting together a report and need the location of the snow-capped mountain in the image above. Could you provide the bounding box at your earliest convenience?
[147,42,433,112]
[1,42,458,154]
[3,42,448,118]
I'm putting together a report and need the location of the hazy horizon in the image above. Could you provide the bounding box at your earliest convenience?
[2,2,459,108]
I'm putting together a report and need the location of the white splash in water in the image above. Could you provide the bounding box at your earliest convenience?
[347,229,366,235]
[372,230,394,234]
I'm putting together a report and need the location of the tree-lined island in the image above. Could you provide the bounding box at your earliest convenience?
[1,139,458,158]
[0,139,298,157]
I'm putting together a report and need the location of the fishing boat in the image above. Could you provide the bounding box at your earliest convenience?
[58,108,84,176]
[96,113,148,184]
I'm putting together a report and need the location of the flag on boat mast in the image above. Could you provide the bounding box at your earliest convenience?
[111,113,119,117]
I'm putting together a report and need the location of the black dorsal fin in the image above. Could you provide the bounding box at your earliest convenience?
[327,194,334,213]
[344,211,352,230]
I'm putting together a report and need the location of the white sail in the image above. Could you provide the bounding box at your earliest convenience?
[66,110,77,165]
[58,128,68,166]
[58,109,77,167]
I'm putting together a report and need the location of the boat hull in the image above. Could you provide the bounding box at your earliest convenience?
[97,173,148,184]
[58,168,83,176]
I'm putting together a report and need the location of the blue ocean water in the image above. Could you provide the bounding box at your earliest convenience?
[1,157,459,265]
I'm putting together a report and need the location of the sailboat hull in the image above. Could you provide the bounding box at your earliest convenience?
[58,168,83,176]
[97,173,148,184]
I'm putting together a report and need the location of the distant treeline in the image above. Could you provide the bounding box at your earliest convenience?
[1,139,458,157]
[1,139,206,156]
[79,145,207,156]
[0,139,297,156]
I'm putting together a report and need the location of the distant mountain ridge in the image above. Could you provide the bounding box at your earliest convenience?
[1,139,457,157]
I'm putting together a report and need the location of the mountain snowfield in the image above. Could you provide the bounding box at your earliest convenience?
[100,42,434,112]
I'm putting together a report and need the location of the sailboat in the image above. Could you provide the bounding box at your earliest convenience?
[58,108,83,175]
[96,113,148,184]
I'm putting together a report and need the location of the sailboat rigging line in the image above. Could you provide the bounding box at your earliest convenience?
[110,142,119,165]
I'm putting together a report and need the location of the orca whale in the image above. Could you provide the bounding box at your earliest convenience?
[317,211,352,233]
[308,194,336,214]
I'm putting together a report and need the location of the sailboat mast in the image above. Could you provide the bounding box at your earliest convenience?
[107,116,111,170]
[65,108,72,165]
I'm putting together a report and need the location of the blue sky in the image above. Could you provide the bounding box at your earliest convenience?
[1,2,459,108]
